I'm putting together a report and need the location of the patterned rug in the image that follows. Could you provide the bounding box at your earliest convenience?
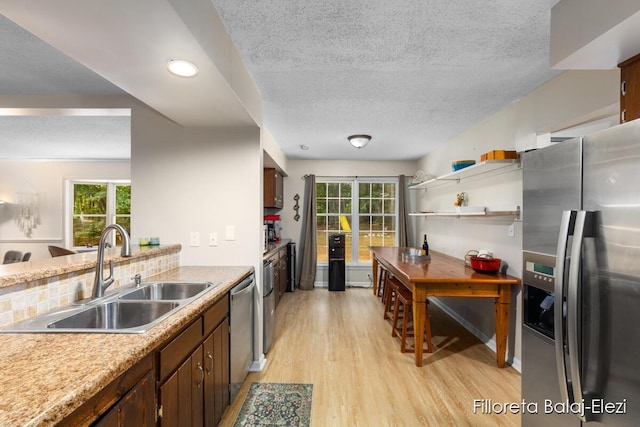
[233,382,313,427]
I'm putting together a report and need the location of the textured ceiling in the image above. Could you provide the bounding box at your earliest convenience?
[211,0,563,160]
[0,14,128,160]
[1,1,565,161]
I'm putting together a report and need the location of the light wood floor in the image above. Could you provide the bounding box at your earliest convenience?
[219,288,521,427]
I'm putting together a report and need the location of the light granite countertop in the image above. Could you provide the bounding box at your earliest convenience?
[263,238,291,260]
[0,265,253,427]
[0,244,181,289]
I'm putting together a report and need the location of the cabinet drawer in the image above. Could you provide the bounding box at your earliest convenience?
[159,317,203,383]
[203,295,229,336]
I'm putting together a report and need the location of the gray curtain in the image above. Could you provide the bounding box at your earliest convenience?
[297,174,317,290]
[398,174,410,247]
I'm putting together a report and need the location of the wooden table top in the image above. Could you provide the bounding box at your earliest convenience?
[370,247,521,285]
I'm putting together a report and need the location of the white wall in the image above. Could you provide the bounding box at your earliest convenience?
[130,109,262,268]
[0,160,130,260]
[130,105,265,365]
[281,159,418,286]
[415,69,619,370]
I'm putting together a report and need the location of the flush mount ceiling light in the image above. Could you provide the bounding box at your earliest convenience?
[348,134,371,149]
[166,59,199,77]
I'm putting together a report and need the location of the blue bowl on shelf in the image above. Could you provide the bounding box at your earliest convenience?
[452,160,476,171]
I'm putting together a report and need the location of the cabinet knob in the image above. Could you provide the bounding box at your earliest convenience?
[621,80,627,96]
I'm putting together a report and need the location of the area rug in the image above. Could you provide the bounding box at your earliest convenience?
[233,382,313,427]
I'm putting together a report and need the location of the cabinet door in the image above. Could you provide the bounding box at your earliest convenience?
[203,334,215,426]
[214,318,230,424]
[203,318,230,427]
[160,347,205,427]
[264,168,284,208]
[92,370,155,427]
[273,260,281,307]
[620,53,640,123]
[274,169,284,207]
[279,251,288,299]
[192,346,205,426]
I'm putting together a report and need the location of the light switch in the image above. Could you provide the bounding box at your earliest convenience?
[225,225,235,241]
[190,232,200,247]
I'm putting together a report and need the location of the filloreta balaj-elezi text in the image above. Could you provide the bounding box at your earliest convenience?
[473,398,628,417]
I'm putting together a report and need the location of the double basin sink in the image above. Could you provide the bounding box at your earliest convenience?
[2,281,219,334]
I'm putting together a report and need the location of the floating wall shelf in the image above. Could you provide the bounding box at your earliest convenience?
[408,159,520,191]
[409,206,520,219]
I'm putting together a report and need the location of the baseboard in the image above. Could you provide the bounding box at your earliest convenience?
[314,281,371,288]
[429,298,521,372]
[249,355,267,372]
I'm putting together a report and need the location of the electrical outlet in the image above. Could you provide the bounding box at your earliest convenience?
[190,231,200,247]
[209,232,218,246]
[508,224,515,238]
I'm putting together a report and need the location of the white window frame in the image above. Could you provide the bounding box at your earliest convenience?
[316,177,399,266]
[64,179,131,249]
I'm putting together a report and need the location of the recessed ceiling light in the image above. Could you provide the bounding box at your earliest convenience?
[167,59,199,77]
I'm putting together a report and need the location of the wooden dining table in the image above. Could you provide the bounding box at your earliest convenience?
[370,247,521,368]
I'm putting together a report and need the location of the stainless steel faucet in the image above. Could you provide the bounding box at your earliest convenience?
[92,224,132,299]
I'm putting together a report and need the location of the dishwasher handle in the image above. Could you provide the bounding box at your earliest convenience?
[231,275,255,300]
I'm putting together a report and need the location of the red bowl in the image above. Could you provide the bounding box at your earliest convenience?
[470,256,501,273]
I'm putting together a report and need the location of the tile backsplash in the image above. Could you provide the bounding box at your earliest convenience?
[0,250,180,328]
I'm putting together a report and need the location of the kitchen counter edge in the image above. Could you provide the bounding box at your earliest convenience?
[263,238,291,259]
[0,265,253,427]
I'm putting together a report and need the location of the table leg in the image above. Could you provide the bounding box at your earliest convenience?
[372,257,379,296]
[494,284,511,368]
[413,298,427,367]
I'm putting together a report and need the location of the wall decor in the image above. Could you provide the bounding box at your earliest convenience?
[15,186,40,237]
[293,193,300,221]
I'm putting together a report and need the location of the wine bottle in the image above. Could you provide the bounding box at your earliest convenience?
[422,234,429,256]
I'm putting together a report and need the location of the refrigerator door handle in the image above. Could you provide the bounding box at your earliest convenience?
[554,210,576,404]
[567,210,593,422]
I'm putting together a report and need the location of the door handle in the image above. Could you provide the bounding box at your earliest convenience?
[554,210,575,403]
[567,210,594,422]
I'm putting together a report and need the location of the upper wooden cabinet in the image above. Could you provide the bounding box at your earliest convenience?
[619,52,640,124]
[264,168,284,209]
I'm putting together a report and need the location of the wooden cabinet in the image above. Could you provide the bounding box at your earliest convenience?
[619,52,640,124]
[60,292,231,427]
[264,168,284,208]
[272,252,281,307]
[203,316,230,426]
[94,370,156,427]
[278,251,288,300]
[62,354,155,427]
[268,245,289,308]
[158,295,230,427]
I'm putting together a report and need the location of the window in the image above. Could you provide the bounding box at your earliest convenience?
[67,180,131,248]
[316,178,397,264]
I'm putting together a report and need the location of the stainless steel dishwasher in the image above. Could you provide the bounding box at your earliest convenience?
[229,274,255,402]
[263,259,275,354]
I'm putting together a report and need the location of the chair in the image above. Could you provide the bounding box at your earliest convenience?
[21,252,32,262]
[48,246,77,257]
[383,273,399,321]
[2,250,23,264]
[389,276,434,354]
[377,264,388,298]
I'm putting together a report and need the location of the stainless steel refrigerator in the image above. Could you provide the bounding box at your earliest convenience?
[522,120,640,426]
